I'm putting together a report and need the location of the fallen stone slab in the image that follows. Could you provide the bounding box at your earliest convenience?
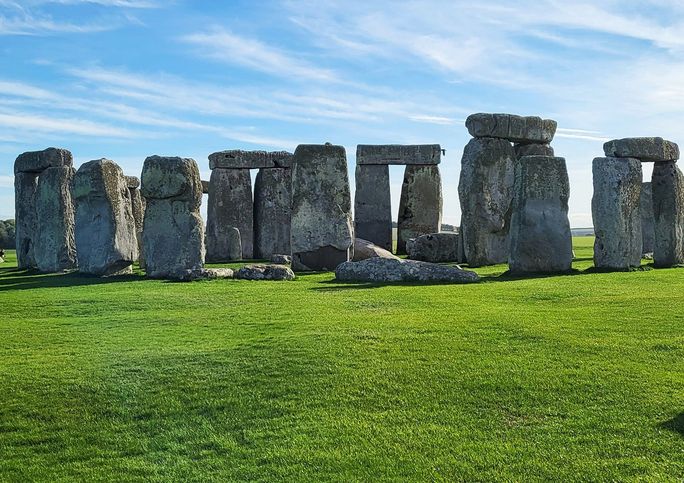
[407,232,461,263]
[591,157,642,270]
[235,264,295,281]
[270,254,291,264]
[640,182,655,255]
[173,267,234,282]
[603,137,679,162]
[356,144,441,165]
[651,161,684,267]
[209,150,293,170]
[354,164,392,250]
[335,257,479,283]
[514,143,554,159]
[353,238,398,261]
[466,113,557,144]
[397,165,442,254]
[14,147,72,174]
[509,156,573,274]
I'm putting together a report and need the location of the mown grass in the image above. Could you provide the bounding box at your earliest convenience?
[0,237,682,481]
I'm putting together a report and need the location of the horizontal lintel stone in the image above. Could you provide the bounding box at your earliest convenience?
[14,147,73,174]
[209,150,293,170]
[465,113,557,144]
[603,137,679,162]
[356,144,441,165]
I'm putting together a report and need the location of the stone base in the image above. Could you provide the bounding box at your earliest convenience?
[292,246,351,272]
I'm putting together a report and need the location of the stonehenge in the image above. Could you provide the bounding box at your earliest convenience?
[509,156,573,274]
[591,157,642,270]
[406,232,462,263]
[335,257,479,283]
[206,149,293,261]
[355,145,442,254]
[72,159,138,275]
[640,182,655,256]
[126,175,145,265]
[140,156,205,279]
[14,148,77,272]
[652,161,684,267]
[290,143,353,271]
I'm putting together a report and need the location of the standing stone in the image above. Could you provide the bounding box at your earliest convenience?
[514,143,554,159]
[640,182,655,256]
[34,166,77,272]
[141,156,204,278]
[591,157,642,270]
[396,165,442,254]
[254,167,291,259]
[458,137,515,267]
[290,144,353,271]
[206,168,253,261]
[407,232,461,263]
[354,164,392,251]
[73,159,138,275]
[127,177,146,265]
[14,172,38,269]
[509,156,572,274]
[651,161,684,267]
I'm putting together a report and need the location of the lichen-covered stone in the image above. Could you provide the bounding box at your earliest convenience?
[209,150,293,169]
[73,159,138,275]
[353,238,398,261]
[14,172,38,269]
[141,155,203,203]
[356,144,441,165]
[174,267,234,282]
[466,113,557,143]
[335,257,479,283]
[458,137,515,267]
[603,137,679,162]
[509,156,572,274]
[397,165,442,254]
[125,176,140,189]
[591,157,642,270]
[640,182,655,255]
[290,144,353,271]
[651,161,684,267]
[407,232,460,263]
[354,164,392,250]
[129,185,145,264]
[254,167,291,259]
[514,143,554,159]
[14,147,72,174]
[235,264,295,281]
[270,254,291,264]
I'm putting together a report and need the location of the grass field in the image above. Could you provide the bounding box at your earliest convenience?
[1,237,683,481]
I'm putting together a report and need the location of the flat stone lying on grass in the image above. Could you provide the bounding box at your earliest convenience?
[591,157,643,270]
[407,232,461,263]
[235,264,295,281]
[466,113,557,144]
[353,238,398,261]
[651,161,684,267]
[603,137,679,162]
[640,182,655,256]
[335,257,479,283]
[174,267,234,282]
[270,254,291,264]
[356,144,441,165]
[208,150,293,170]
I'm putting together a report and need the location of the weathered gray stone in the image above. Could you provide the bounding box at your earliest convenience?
[125,176,140,189]
[270,254,291,264]
[353,238,399,261]
[201,180,209,194]
[209,150,293,170]
[254,167,291,259]
[290,144,353,271]
[206,168,253,260]
[354,164,392,250]
[14,172,38,269]
[235,264,295,281]
[591,157,642,270]
[129,185,145,264]
[514,143,554,158]
[640,182,655,256]
[141,156,205,278]
[335,257,479,283]
[397,165,442,254]
[509,156,572,274]
[466,113,557,143]
[14,147,72,174]
[72,159,137,276]
[356,144,441,165]
[174,267,234,282]
[603,137,679,162]
[34,166,77,272]
[407,232,460,262]
[458,137,515,267]
[651,161,684,267]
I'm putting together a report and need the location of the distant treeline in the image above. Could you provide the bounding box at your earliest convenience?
[0,220,15,249]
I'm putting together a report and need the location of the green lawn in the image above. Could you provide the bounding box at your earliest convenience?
[1,238,682,481]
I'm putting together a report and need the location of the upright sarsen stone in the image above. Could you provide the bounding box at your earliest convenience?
[591,157,642,270]
[290,144,353,271]
[354,164,392,251]
[73,159,137,275]
[509,156,572,274]
[141,156,204,278]
[206,168,253,261]
[651,161,684,267]
[640,182,655,255]
[34,166,77,272]
[14,172,38,269]
[127,176,145,264]
[458,137,515,266]
[254,167,292,259]
[397,165,442,254]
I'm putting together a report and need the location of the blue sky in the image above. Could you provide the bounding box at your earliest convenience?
[2,0,684,226]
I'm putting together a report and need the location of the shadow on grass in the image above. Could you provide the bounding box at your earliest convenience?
[661,412,684,437]
[0,267,144,292]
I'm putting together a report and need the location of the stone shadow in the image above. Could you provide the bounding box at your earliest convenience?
[0,267,144,292]
[661,412,684,437]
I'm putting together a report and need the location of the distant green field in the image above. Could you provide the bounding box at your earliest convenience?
[1,238,683,481]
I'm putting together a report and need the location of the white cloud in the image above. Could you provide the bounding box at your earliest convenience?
[0,175,13,188]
